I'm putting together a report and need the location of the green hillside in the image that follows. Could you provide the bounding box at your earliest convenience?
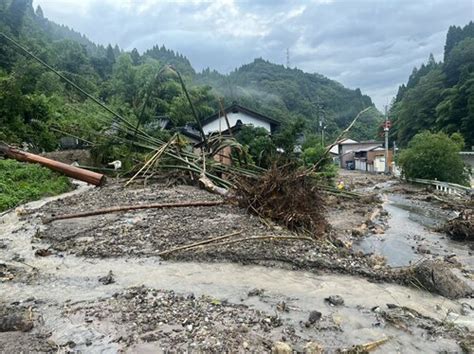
[0,0,381,154]
[390,21,474,147]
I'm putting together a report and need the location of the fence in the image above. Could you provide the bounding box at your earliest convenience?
[406,177,473,197]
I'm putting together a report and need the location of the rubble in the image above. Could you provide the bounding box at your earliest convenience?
[442,209,473,241]
[68,286,301,351]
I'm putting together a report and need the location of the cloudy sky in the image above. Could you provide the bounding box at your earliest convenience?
[33,0,474,109]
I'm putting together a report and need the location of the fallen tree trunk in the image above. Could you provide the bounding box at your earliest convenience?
[0,143,106,186]
[43,200,224,223]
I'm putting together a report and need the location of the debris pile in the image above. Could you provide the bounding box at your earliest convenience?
[234,164,327,235]
[442,209,473,241]
[69,286,296,351]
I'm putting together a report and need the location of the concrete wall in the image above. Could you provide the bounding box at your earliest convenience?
[202,112,271,135]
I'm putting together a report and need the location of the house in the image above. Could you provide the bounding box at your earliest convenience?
[354,146,393,173]
[332,139,393,173]
[336,140,382,168]
[200,103,280,136]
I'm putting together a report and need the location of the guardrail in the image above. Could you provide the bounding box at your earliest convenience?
[406,177,473,197]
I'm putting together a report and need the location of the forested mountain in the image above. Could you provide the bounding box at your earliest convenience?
[390,22,474,148]
[196,59,382,141]
[0,0,380,154]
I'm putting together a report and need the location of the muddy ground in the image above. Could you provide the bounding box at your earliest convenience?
[1,171,473,352]
[33,183,392,280]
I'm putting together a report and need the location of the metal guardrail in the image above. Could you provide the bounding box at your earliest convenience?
[406,177,473,196]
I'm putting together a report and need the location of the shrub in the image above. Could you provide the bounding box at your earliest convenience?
[398,131,469,185]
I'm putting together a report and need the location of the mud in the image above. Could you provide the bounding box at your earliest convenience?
[34,183,393,281]
[1,172,473,352]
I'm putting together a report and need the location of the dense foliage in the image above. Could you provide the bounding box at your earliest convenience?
[398,132,469,185]
[0,159,71,211]
[391,22,474,148]
[0,0,381,161]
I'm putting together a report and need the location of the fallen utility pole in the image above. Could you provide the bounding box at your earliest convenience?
[0,143,106,186]
[43,200,224,223]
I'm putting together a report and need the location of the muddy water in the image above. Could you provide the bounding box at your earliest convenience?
[0,186,472,353]
[354,194,473,271]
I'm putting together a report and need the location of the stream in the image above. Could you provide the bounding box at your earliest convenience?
[353,194,474,274]
[0,184,473,353]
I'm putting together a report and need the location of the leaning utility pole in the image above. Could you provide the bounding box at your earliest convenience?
[384,106,390,174]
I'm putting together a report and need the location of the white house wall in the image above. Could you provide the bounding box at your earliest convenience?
[202,112,271,135]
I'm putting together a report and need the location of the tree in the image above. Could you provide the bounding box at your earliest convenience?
[398,132,469,185]
[7,0,31,35]
[235,125,275,168]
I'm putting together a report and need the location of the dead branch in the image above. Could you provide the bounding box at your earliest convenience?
[234,164,327,235]
[43,200,224,223]
[199,175,230,197]
[310,106,372,172]
[157,231,242,257]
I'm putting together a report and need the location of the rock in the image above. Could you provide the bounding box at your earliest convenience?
[460,303,473,316]
[248,288,264,297]
[371,225,385,234]
[325,295,344,306]
[98,271,115,285]
[34,249,53,257]
[416,245,431,254]
[272,341,292,354]
[412,260,472,299]
[0,314,34,332]
[308,310,322,324]
[276,301,289,312]
[351,223,367,236]
[304,341,324,354]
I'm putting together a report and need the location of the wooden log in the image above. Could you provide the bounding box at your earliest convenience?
[1,144,106,186]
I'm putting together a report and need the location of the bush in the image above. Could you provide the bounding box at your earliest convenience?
[398,131,470,185]
[0,160,71,212]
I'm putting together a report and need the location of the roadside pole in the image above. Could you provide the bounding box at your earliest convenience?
[384,106,390,174]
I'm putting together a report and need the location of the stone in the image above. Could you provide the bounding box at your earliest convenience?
[98,270,115,285]
[248,288,264,297]
[412,260,472,299]
[325,295,344,306]
[272,341,292,354]
[308,310,322,324]
[304,341,324,354]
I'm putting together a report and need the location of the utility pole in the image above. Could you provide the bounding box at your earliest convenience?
[384,105,390,174]
[286,48,290,68]
[318,103,325,146]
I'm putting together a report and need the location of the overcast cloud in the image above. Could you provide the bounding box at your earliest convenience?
[33,0,474,109]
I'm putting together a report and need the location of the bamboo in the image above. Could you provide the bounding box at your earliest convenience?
[157,231,242,257]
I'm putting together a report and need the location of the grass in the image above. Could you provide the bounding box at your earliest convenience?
[0,159,72,212]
